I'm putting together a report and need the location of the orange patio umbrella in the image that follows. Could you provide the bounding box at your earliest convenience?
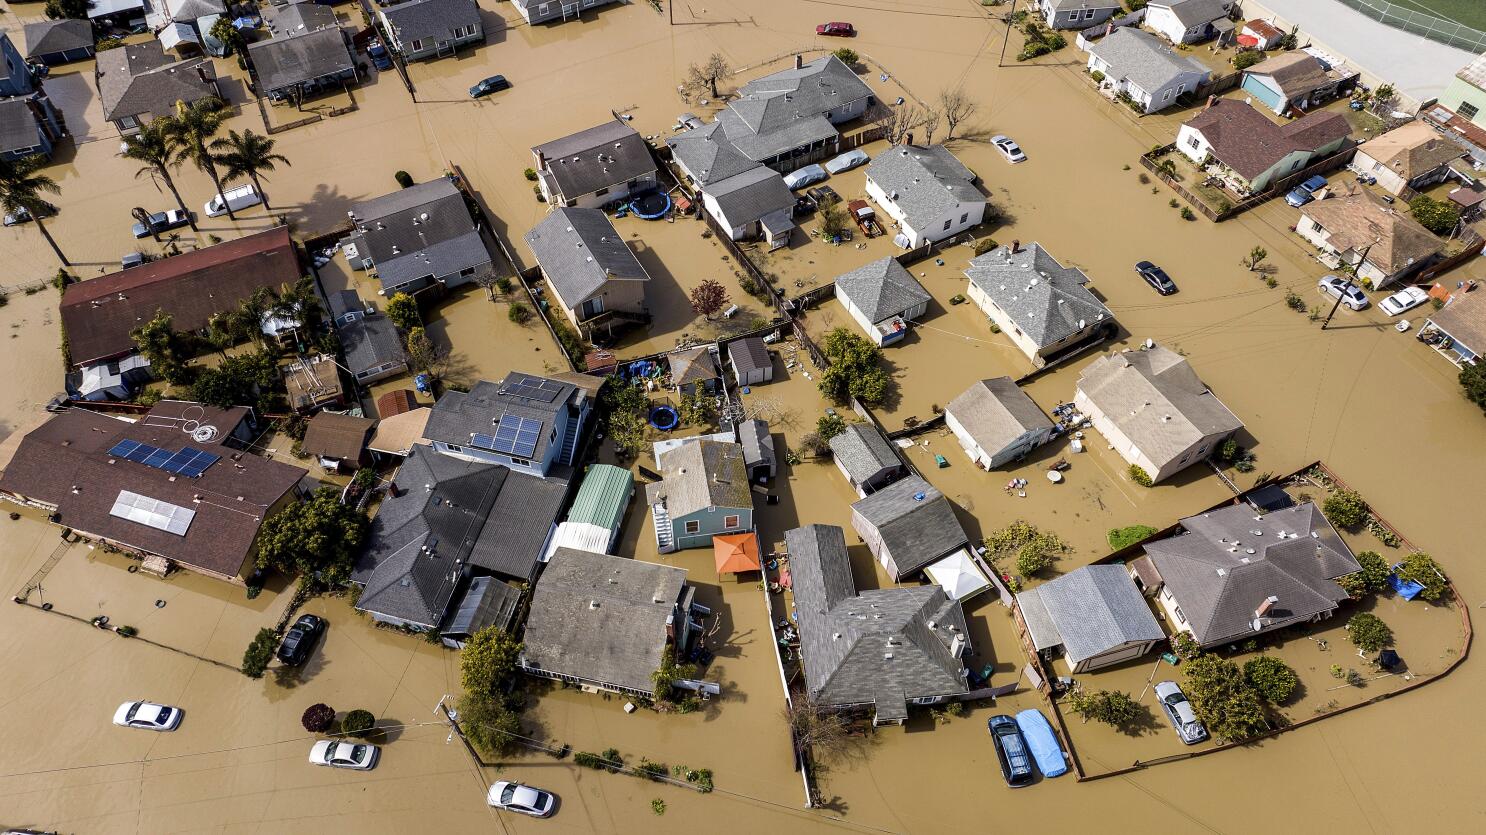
[713,532,760,575]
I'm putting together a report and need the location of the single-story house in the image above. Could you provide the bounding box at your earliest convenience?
[1176,98,1351,194]
[1039,0,1121,29]
[834,257,931,347]
[701,165,796,248]
[646,439,753,553]
[828,423,905,497]
[965,242,1117,369]
[423,371,592,478]
[94,41,220,134]
[864,144,985,249]
[23,19,96,66]
[1240,51,1359,116]
[367,408,431,457]
[1239,19,1285,50]
[544,463,633,559]
[331,289,408,386]
[1296,190,1444,290]
[1075,345,1244,484]
[1420,287,1486,367]
[1085,27,1210,114]
[519,547,700,698]
[524,207,650,334]
[787,523,970,726]
[281,353,347,414]
[344,176,493,295]
[1017,565,1166,673]
[531,119,658,208]
[247,26,358,103]
[1135,502,1361,648]
[669,345,719,396]
[0,94,64,162]
[945,377,1055,470]
[851,475,970,581]
[378,0,483,61]
[300,411,376,471]
[737,418,776,482]
[1145,0,1234,46]
[1352,121,1465,197]
[728,337,774,386]
[512,0,622,25]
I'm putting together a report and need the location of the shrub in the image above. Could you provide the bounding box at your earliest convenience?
[816,414,847,440]
[798,432,831,458]
[985,520,1067,577]
[1090,69,1105,83]
[1066,688,1141,727]
[1322,489,1368,529]
[1169,198,1179,209]
[1180,207,1196,221]
[1346,612,1393,653]
[1408,195,1459,235]
[508,301,532,324]
[1395,551,1448,601]
[241,628,278,678]
[1233,51,1265,71]
[1171,631,1202,660]
[833,48,858,66]
[116,625,138,638]
[302,703,336,733]
[1340,550,1391,598]
[1242,656,1298,704]
[651,798,666,815]
[1218,438,1240,462]
[494,275,513,294]
[342,709,376,738]
[460,625,523,696]
[974,237,999,255]
[1107,525,1158,550]
[1183,654,1268,742]
[1128,464,1153,487]
[636,759,668,781]
[523,167,538,181]
[1461,362,1486,413]
[385,291,421,331]
[394,170,414,188]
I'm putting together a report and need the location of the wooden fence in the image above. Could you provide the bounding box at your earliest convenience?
[1142,143,1359,222]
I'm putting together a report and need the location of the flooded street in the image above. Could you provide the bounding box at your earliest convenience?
[2,0,1486,831]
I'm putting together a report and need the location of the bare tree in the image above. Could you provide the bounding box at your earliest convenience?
[938,86,979,140]
[783,699,854,762]
[921,106,943,145]
[871,102,922,146]
[684,53,732,102]
[402,326,449,377]
[472,272,501,301]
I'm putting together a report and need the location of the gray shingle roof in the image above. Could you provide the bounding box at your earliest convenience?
[23,19,94,59]
[738,419,774,472]
[524,207,648,308]
[1076,347,1243,473]
[828,423,901,485]
[0,97,43,155]
[1016,566,1164,665]
[945,377,1053,455]
[965,243,1113,350]
[787,524,969,711]
[381,0,481,45]
[834,257,931,323]
[1143,502,1360,646]
[348,177,489,288]
[1086,27,1209,95]
[706,165,795,225]
[669,345,717,386]
[728,337,770,376]
[424,371,582,463]
[654,439,751,518]
[865,144,982,233]
[247,26,354,93]
[1046,0,1121,9]
[273,2,338,34]
[532,120,657,201]
[666,121,761,186]
[95,42,218,122]
[1157,0,1230,28]
[331,290,405,377]
[520,547,687,693]
[851,475,969,576]
[723,55,873,160]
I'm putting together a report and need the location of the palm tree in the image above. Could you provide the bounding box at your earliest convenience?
[0,155,67,266]
[212,129,290,212]
[119,120,197,231]
[163,98,233,220]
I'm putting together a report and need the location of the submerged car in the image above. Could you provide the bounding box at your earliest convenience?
[1319,274,1369,311]
[1379,285,1428,316]
[825,149,869,174]
[806,185,841,207]
[1154,680,1208,745]
[1135,260,1177,295]
[277,614,326,666]
[132,208,191,238]
[3,202,56,227]
[783,164,827,190]
[991,134,1027,164]
[816,22,855,37]
[987,714,1035,787]
[120,252,147,270]
[309,740,379,770]
[367,41,393,71]
[470,75,511,98]
[1284,174,1330,207]
[114,701,183,731]
[487,781,556,817]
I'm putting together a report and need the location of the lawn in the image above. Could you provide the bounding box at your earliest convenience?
[1387,0,1486,32]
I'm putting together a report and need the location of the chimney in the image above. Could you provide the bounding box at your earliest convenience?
[906,132,914,147]
[795,54,803,70]
[1011,239,1020,253]
[536,150,546,170]
[1205,95,1216,110]
[196,65,209,84]
[1255,596,1279,618]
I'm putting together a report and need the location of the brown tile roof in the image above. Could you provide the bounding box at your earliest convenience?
[1301,190,1444,273]
[1356,122,1464,182]
[1185,99,1350,181]
[300,412,376,462]
[376,390,420,418]
[0,408,306,579]
[61,227,301,366]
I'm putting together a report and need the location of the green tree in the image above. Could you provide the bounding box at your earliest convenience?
[1346,612,1393,653]
[680,390,716,426]
[162,99,233,220]
[190,350,276,410]
[254,487,370,584]
[985,520,1067,577]
[1408,195,1459,235]
[1337,550,1390,600]
[209,16,247,57]
[1462,362,1486,413]
[1107,525,1157,550]
[1394,551,1448,601]
[0,155,67,266]
[1127,464,1153,487]
[341,709,376,738]
[241,628,278,678]
[1066,688,1142,728]
[385,292,421,331]
[833,48,859,66]
[460,626,523,697]
[458,693,522,758]
[818,201,849,239]
[1233,51,1265,71]
[816,414,847,440]
[212,129,290,212]
[45,0,92,19]
[1242,656,1298,705]
[817,327,893,406]
[1243,245,1268,271]
[130,310,195,386]
[1182,654,1269,742]
[119,121,196,231]
[1322,489,1368,529]
[274,276,324,337]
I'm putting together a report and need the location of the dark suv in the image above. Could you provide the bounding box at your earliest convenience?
[277,614,326,665]
[987,714,1035,786]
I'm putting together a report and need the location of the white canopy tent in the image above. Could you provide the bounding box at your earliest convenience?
[925,548,991,602]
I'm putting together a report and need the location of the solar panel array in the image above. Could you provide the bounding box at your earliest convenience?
[107,440,222,478]
[471,415,543,459]
[504,376,565,404]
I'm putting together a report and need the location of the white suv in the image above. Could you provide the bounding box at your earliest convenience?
[1318,275,1368,311]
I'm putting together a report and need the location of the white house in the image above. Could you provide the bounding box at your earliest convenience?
[1017,566,1166,673]
[964,242,1117,368]
[1145,0,1233,45]
[1176,99,1351,194]
[1039,0,1121,30]
[833,258,931,347]
[701,166,796,248]
[944,377,1055,469]
[864,145,985,249]
[1086,27,1211,114]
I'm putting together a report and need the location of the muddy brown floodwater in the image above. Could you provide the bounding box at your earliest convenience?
[3,0,1486,831]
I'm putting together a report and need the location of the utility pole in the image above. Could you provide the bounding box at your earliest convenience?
[1322,238,1377,330]
[997,0,1019,67]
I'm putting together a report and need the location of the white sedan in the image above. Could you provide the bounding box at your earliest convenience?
[991,135,1026,163]
[488,781,556,817]
[113,701,183,731]
[309,740,379,770]
[1379,285,1429,316]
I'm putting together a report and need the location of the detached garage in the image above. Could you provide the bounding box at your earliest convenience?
[1016,565,1165,673]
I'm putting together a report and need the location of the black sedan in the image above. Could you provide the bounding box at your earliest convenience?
[277,614,326,666]
[1135,260,1177,295]
[469,75,510,98]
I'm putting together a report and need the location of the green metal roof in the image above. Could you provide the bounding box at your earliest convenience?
[565,464,634,532]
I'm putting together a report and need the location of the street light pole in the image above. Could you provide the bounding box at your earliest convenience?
[1322,239,1376,330]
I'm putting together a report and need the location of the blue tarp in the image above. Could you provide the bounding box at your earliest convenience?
[1388,572,1425,601]
[1014,709,1067,778]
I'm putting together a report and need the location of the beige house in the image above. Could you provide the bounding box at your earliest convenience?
[1296,191,1443,290]
[1075,346,1243,484]
[1352,122,1464,197]
[524,207,650,336]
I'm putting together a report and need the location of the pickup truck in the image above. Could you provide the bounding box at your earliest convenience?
[132,208,192,238]
[848,199,883,238]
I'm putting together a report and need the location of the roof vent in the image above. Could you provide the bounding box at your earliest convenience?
[1245,548,1256,555]
[1252,530,1263,536]
[1311,531,1320,539]
[883,652,894,660]
[589,600,600,609]
[1216,567,1227,576]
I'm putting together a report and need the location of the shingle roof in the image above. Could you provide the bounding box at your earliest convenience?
[381,0,481,45]
[520,547,686,693]
[834,257,931,323]
[348,177,488,289]
[1016,566,1164,665]
[738,419,775,472]
[300,411,375,462]
[706,166,795,225]
[946,377,1053,455]
[669,345,717,386]
[851,475,969,576]
[1045,0,1121,9]
[332,290,405,378]
[721,55,874,162]
[1301,190,1444,273]
[1143,503,1360,646]
[524,207,648,307]
[728,337,770,376]
[665,121,761,186]
[273,2,338,34]
[1184,99,1350,181]
[965,243,1113,350]
[1077,347,1244,473]
[1087,27,1209,95]
[865,144,982,234]
[1356,122,1463,182]
[532,120,657,200]
[1156,0,1230,28]
[828,423,901,485]
[423,371,582,463]
[654,439,751,518]
[247,26,354,93]
[23,19,94,59]
[0,98,42,155]
[95,42,218,122]
[1245,51,1332,98]
[367,408,430,456]
[1428,287,1486,351]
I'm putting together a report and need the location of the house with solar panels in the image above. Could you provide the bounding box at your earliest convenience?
[423,371,593,478]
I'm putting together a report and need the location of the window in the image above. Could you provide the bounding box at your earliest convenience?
[1162,89,1172,102]
[459,267,476,277]
[508,456,530,467]
[1290,158,1304,171]
[684,520,700,534]
[411,39,423,51]
[1461,102,1480,120]
[942,219,951,231]
[594,187,609,197]
[959,212,968,223]
[119,115,140,129]
[446,444,463,453]
[724,515,740,529]
[1187,135,1200,150]
[1174,606,1187,624]
[539,3,551,13]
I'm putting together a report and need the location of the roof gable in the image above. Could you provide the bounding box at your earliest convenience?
[965,243,1112,348]
[525,207,649,305]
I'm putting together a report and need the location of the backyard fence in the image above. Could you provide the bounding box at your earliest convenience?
[1334,0,1486,52]
[1142,142,1358,222]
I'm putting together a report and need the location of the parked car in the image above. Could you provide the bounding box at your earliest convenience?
[807,185,841,208]
[367,40,393,71]
[3,202,56,227]
[825,149,869,174]
[1154,681,1208,745]
[1318,274,1369,310]
[1284,174,1330,207]
[487,781,556,817]
[309,740,379,770]
[1379,285,1429,316]
[113,701,183,731]
[783,164,827,190]
[120,252,147,270]
[816,22,855,37]
[1135,260,1177,295]
[986,714,1035,787]
[991,134,1027,164]
[277,614,326,666]
[469,75,510,98]
[132,208,192,239]
[204,183,262,217]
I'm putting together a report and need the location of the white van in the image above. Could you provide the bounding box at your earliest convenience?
[204,183,262,217]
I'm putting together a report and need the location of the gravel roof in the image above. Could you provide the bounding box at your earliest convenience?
[1355,121,1463,182]
[834,257,931,323]
[300,411,375,462]
[1300,190,1444,274]
[865,144,981,235]
[332,291,405,378]
[965,242,1112,349]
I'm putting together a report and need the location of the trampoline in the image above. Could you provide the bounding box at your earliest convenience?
[649,405,680,431]
[629,191,672,220]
